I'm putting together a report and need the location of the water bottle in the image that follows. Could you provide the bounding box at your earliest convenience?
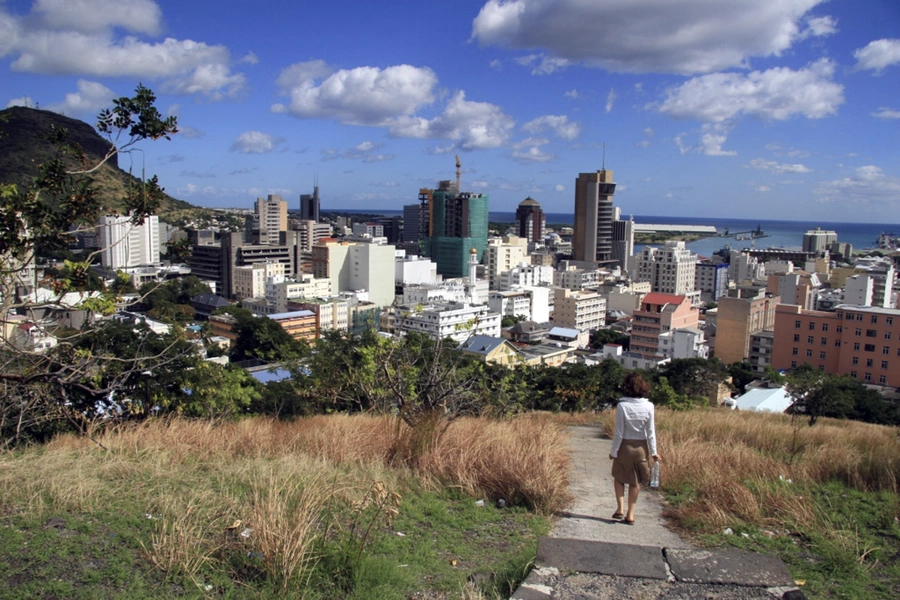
[650,462,660,488]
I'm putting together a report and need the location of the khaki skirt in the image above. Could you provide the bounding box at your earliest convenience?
[612,439,651,487]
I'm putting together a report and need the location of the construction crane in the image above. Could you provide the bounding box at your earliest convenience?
[455,154,461,192]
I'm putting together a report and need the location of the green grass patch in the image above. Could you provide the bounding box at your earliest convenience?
[687,481,900,600]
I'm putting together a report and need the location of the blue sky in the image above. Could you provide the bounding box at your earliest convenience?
[2,0,900,223]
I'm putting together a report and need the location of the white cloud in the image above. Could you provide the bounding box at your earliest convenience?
[643,127,654,136]
[0,1,244,98]
[854,39,900,72]
[230,131,283,154]
[34,0,162,35]
[748,158,812,174]
[472,0,827,75]
[489,59,502,71]
[511,136,554,163]
[800,15,837,39]
[755,185,773,192]
[872,107,900,119]
[554,184,565,192]
[6,96,36,108]
[605,89,616,113]
[815,165,900,206]
[240,51,259,65]
[45,79,114,115]
[343,141,395,162]
[522,114,579,139]
[699,132,736,157]
[179,126,205,139]
[657,59,843,122]
[514,53,569,75]
[387,91,515,150]
[273,61,437,125]
[564,89,579,99]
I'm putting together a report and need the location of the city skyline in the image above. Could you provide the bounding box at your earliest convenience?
[2,0,899,223]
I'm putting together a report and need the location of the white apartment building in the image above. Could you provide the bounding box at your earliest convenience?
[396,252,440,285]
[552,287,606,332]
[233,261,285,301]
[397,302,501,343]
[498,262,554,291]
[605,282,651,315]
[352,222,384,238]
[555,266,602,290]
[485,235,528,290]
[489,290,534,322]
[312,239,396,307]
[97,214,160,270]
[658,327,709,360]
[635,241,700,304]
[266,273,333,312]
[729,250,766,284]
[293,297,349,334]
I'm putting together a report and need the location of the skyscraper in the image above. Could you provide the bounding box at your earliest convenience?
[422,180,489,279]
[300,185,320,222]
[97,213,160,269]
[573,169,616,265]
[255,194,288,245]
[515,197,545,244]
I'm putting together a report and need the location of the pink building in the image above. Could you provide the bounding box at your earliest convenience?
[630,293,699,357]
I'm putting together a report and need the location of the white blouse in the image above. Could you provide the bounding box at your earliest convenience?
[610,397,657,458]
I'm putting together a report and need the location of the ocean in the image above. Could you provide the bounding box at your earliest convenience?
[329,209,900,254]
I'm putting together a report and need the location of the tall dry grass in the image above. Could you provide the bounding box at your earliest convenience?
[624,407,900,534]
[0,413,571,587]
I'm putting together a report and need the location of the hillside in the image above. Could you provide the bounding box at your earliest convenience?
[0,106,201,223]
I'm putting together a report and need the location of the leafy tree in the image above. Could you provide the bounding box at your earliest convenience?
[649,376,704,411]
[0,86,180,447]
[658,358,728,403]
[214,305,307,363]
[786,366,899,426]
[590,328,629,350]
[728,361,756,393]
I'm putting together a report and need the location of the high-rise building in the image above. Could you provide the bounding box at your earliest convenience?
[300,185,320,222]
[515,197,545,244]
[635,241,700,305]
[255,195,288,245]
[402,203,426,244]
[422,180,489,279]
[802,227,838,254]
[486,235,528,290]
[97,214,160,269]
[611,215,634,273]
[715,288,780,365]
[695,262,730,304]
[573,169,616,266]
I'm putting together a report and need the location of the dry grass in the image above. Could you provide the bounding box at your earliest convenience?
[635,407,900,533]
[0,413,570,589]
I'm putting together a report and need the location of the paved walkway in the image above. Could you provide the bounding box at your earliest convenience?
[510,425,806,600]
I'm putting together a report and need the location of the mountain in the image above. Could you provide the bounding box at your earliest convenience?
[0,106,201,223]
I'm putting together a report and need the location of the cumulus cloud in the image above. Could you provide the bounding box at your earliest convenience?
[657,59,843,122]
[0,0,245,98]
[605,89,617,113]
[522,114,579,139]
[240,51,259,65]
[471,0,828,75]
[514,53,569,75]
[6,96,36,108]
[675,124,737,156]
[800,15,837,39]
[342,141,395,162]
[748,158,812,174]
[854,39,900,72]
[230,131,283,154]
[387,91,515,150]
[815,165,900,206]
[272,61,437,125]
[872,107,900,119]
[511,137,554,162]
[554,184,565,192]
[564,89,579,99]
[45,79,114,115]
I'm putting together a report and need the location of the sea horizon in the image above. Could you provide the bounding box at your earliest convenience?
[325,208,899,253]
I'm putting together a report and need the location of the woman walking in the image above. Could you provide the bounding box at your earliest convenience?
[609,372,659,525]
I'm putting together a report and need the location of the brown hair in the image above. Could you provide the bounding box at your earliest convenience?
[623,372,651,398]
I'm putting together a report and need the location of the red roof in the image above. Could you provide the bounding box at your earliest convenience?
[641,292,686,306]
